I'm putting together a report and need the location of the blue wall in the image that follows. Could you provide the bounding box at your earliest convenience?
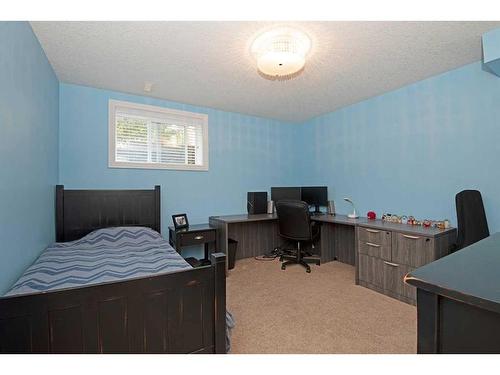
[304,61,500,231]
[5,24,499,292]
[59,61,500,235]
[0,22,59,294]
[59,83,301,234]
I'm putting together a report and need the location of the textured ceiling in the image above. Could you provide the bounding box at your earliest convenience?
[31,21,500,122]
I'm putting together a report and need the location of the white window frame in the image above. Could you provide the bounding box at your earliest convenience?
[108,99,209,171]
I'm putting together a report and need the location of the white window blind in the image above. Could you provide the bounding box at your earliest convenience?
[109,100,208,170]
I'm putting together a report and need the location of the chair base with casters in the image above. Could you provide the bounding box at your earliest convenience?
[280,241,320,273]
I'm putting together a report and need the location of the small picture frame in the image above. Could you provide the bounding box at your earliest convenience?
[172,213,189,230]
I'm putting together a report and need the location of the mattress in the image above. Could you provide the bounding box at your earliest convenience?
[5,226,192,297]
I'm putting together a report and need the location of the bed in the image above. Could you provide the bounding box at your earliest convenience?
[0,185,226,354]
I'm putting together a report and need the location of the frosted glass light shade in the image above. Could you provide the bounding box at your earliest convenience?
[251,27,311,81]
[257,51,305,79]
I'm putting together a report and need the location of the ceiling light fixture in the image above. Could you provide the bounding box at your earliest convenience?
[251,27,312,81]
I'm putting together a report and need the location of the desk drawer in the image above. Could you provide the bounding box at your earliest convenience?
[358,227,392,247]
[383,261,416,301]
[392,233,434,268]
[358,241,391,261]
[179,230,216,247]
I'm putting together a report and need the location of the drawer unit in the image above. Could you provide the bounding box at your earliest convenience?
[357,225,456,305]
[179,230,216,247]
[358,228,391,260]
[392,233,434,268]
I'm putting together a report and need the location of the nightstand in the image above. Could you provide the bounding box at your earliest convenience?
[168,223,217,261]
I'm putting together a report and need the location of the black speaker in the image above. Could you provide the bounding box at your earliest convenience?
[247,192,268,214]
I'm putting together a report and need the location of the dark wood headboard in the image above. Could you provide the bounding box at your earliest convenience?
[55,185,161,242]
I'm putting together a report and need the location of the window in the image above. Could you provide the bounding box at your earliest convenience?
[109,100,208,171]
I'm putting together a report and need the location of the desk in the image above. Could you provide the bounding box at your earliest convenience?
[209,213,368,268]
[405,232,500,353]
[209,212,456,304]
[209,214,283,262]
[311,214,367,266]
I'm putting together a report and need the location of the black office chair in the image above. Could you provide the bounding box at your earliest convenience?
[455,190,490,251]
[275,200,320,273]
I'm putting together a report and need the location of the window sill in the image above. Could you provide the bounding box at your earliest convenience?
[108,161,209,171]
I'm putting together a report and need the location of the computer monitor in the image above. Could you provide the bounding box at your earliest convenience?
[271,187,302,203]
[301,186,328,213]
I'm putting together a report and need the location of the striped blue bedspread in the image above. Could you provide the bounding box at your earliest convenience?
[5,226,192,297]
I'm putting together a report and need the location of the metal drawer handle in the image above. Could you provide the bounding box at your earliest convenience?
[384,261,399,267]
[366,229,380,233]
[403,234,420,240]
[366,242,380,248]
[194,235,204,240]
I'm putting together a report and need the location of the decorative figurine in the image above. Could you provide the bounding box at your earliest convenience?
[379,212,448,228]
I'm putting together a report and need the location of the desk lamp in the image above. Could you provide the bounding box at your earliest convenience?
[344,197,359,219]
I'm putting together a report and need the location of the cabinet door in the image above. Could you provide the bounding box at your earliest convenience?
[383,261,416,301]
[392,233,434,267]
[358,254,384,288]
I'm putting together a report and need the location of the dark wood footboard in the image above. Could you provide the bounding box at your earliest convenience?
[0,253,226,354]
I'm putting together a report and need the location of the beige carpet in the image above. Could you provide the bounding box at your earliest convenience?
[226,258,417,354]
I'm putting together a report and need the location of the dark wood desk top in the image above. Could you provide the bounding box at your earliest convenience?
[210,213,454,238]
[311,213,368,226]
[168,223,215,233]
[209,213,278,224]
[360,219,454,237]
[312,214,454,238]
[406,232,500,314]
[210,213,363,225]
